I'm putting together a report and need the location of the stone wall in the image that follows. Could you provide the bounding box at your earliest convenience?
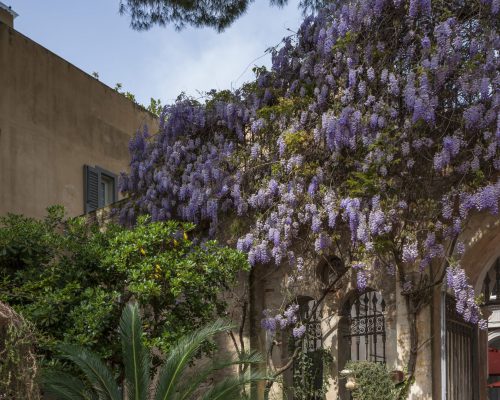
[241,257,402,400]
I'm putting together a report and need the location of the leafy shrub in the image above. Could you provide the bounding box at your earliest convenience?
[0,207,248,367]
[345,361,396,400]
[0,301,40,399]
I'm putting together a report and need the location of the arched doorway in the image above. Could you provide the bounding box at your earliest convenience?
[482,257,500,398]
[282,296,324,400]
[338,290,387,400]
[342,290,387,363]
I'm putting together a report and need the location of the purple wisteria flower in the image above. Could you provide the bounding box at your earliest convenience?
[367,67,376,81]
[402,240,419,264]
[250,143,261,159]
[293,325,307,338]
[277,136,286,156]
[261,310,277,332]
[446,266,487,329]
[356,269,368,291]
[119,0,499,334]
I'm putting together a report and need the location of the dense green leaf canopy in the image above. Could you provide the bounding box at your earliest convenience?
[0,206,248,365]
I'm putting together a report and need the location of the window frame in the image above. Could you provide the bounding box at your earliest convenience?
[83,165,118,213]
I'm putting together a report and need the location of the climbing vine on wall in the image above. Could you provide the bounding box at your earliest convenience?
[120,0,499,390]
[291,347,332,400]
[121,0,498,327]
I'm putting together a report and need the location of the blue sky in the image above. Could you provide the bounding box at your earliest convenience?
[10,0,303,106]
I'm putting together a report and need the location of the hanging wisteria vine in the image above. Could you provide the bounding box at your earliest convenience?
[120,0,499,333]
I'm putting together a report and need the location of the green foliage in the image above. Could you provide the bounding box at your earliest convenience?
[345,361,397,400]
[257,97,293,120]
[205,89,236,108]
[331,30,358,52]
[123,91,137,103]
[42,302,266,400]
[291,348,332,400]
[147,98,163,116]
[0,208,248,366]
[346,169,379,198]
[283,130,313,155]
[0,303,40,399]
[118,0,328,31]
[113,83,164,116]
[103,215,249,355]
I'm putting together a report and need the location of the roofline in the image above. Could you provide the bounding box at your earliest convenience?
[0,2,18,18]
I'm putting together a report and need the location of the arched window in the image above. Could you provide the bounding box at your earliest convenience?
[317,255,346,288]
[291,296,323,400]
[343,290,386,363]
[483,258,500,305]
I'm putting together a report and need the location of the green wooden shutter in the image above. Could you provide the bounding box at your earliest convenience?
[84,165,99,213]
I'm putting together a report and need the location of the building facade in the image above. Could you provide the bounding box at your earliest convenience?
[228,211,498,400]
[0,4,157,219]
[1,3,497,399]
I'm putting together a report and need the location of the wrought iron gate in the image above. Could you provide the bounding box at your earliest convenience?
[292,298,323,400]
[445,296,478,400]
[344,291,387,363]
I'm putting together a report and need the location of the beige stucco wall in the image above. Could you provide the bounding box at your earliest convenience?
[0,20,157,219]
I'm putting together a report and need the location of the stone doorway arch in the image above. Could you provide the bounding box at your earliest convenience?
[453,212,500,400]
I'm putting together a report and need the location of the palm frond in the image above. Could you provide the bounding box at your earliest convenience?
[198,371,271,400]
[153,319,234,400]
[41,370,98,400]
[177,351,263,400]
[58,343,121,400]
[120,302,150,400]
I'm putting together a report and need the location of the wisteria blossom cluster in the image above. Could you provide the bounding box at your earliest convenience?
[262,304,300,332]
[447,266,488,329]
[120,0,499,328]
[262,304,308,338]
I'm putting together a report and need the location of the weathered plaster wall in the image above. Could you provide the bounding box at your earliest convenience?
[461,213,500,292]
[0,21,157,218]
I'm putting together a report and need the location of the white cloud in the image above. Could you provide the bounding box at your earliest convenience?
[148,1,302,103]
[153,32,263,101]
[13,0,302,106]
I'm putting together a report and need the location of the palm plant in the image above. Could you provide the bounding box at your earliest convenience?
[42,302,266,400]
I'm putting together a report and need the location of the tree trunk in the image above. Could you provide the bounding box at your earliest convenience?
[398,295,419,400]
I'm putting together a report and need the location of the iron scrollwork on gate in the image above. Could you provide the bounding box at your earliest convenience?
[344,291,387,363]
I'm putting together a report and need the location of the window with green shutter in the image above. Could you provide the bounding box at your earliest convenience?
[83,165,118,213]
